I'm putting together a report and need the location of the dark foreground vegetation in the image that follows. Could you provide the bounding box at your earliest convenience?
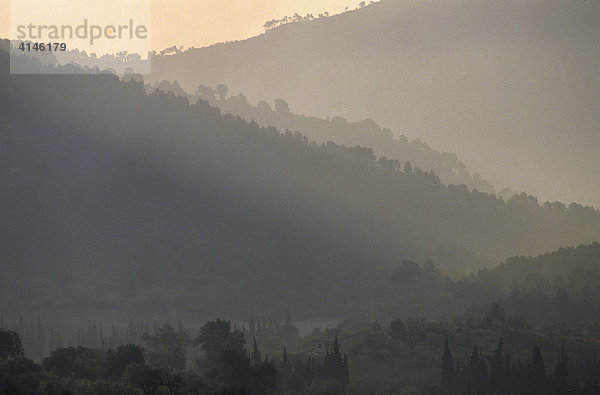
[4,305,600,394]
[0,319,349,394]
[3,242,600,393]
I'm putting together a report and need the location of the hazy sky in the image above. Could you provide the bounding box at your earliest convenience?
[2,0,357,50]
[151,0,358,50]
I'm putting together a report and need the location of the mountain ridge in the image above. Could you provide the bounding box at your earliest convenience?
[145,0,600,207]
[2,47,599,318]
[146,80,495,194]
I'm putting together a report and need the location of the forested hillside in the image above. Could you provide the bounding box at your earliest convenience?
[145,0,600,207]
[457,242,600,324]
[147,81,495,193]
[2,47,599,317]
[378,242,600,325]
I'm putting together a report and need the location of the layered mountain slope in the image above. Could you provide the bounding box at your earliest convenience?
[2,48,599,317]
[147,81,495,193]
[146,0,600,207]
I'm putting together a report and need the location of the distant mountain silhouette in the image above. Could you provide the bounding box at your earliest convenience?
[146,0,600,207]
[147,80,495,193]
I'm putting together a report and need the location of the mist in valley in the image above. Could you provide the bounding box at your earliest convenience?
[2,1,600,393]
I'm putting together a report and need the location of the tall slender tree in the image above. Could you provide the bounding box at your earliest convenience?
[441,336,454,391]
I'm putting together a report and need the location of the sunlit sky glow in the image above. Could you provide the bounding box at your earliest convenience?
[2,0,360,51]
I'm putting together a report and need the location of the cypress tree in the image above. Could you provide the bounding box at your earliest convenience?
[531,345,546,389]
[252,336,261,363]
[491,338,506,390]
[343,354,350,384]
[555,343,569,394]
[470,346,482,393]
[333,335,340,358]
[441,336,455,391]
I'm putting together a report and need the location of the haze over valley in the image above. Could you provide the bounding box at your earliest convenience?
[2,1,600,393]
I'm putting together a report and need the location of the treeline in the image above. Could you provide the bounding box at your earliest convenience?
[0,316,187,362]
[378,242,600,325]
[262,1,379,31]
[441,337,600,394]
[0,319,350,394]
[456,242,600,324]
[263,13,322,31]
[460,242,600,296]
[308,302,600,393]
[146,81,496,194]
[5,311,600,393]
[0,314,305,363]
[262,1,380,31]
